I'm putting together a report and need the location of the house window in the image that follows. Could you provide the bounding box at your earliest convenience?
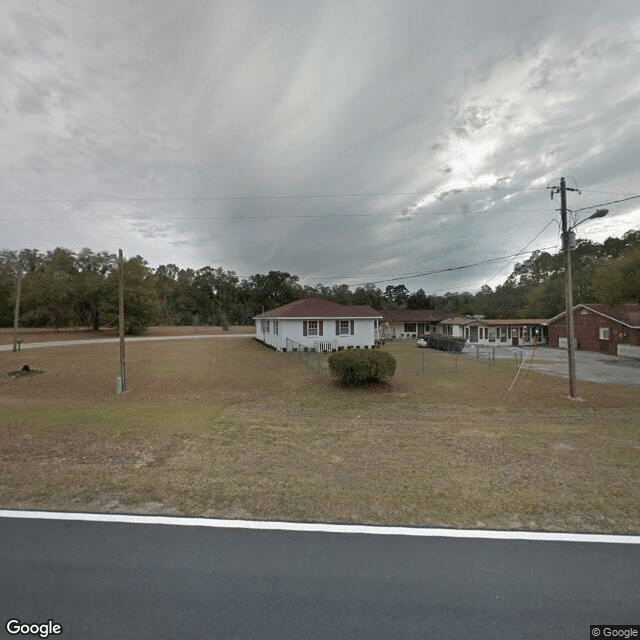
[274,320,278,336]
[599,327,610,340]
[307,320,318,336]
[404,323,417,333]
[339,320,350,335]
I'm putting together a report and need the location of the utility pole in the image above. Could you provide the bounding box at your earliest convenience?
[551,179,609,398]
[559,177,578,398]
[118,249,126,392]
[12,271,24,352]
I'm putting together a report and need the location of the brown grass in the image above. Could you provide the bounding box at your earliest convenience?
[1,335,638,533]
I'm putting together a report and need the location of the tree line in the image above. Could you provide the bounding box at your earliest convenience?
[1,229,638,334]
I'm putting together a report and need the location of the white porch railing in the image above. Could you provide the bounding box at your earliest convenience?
[314,339,337,353]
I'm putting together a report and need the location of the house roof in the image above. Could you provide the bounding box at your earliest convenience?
[439,316,546,326]
[439,315,474,326]
[546,303,640,328]
[378,309,447,323]
[254,297,382,319]
[479,318,547,326]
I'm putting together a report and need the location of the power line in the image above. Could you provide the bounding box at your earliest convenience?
[0,208,554,222]
[572,193,640,213]
[0,187,550,205]
[1,187,635,207]
[349,245,558,287]
[477,218,558,291]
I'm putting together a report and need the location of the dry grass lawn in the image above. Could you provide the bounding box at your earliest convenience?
[1,331,639,533]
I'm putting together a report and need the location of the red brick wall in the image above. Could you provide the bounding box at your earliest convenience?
[548,308,640,355]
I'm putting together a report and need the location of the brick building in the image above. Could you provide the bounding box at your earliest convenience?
[546,303,640,356]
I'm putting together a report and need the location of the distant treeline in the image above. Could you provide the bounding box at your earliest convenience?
[1,229,639,334]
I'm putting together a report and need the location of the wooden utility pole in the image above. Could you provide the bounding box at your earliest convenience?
[12,272,23,352]
[559,177,577,398]
[118,249,126,392]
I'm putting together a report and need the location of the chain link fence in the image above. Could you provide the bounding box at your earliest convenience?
[284,337,325,373]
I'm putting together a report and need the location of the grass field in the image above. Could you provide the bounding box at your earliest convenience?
[1,330,639,533]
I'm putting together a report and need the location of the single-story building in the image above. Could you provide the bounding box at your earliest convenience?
[253,297,382,352]
[376,309,447,339]
[438,315,474,338]
[438,316,547,345]
[546,303,640,356]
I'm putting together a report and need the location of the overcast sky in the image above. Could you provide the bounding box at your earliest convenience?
[2,0,639,295]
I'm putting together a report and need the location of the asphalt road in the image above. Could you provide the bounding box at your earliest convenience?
[1,514,638,639]
[0,333,254,352]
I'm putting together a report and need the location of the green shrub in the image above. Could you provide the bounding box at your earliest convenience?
[421,334,466,352]
[328,349,397,386]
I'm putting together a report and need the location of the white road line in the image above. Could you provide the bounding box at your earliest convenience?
[1,510,638,544]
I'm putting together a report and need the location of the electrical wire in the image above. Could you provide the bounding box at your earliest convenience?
[349,245,558,287]
[572,193,640,213]
[0,208,553,222]
[0,187,551,206]
[477,218,558,291]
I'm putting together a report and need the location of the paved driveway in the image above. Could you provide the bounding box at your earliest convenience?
[462,344,640,388]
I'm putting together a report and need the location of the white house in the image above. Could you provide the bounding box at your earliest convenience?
[437,315,474,338]
[254,297,382,352]
[377,309,447,339]
[438,316,547,345]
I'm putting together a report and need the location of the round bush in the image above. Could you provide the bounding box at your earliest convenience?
[327,349,397,386]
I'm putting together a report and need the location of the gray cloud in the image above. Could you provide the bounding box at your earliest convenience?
[1,0,639,292]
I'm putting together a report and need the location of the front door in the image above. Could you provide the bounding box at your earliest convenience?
[470,326,478,342]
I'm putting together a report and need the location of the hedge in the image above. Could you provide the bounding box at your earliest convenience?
[327,349,397,386]
[420,334,466,353]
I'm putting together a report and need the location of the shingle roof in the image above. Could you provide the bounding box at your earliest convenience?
[547,303,640,328]
[254,297,382,319]
[480,318,547,326]
[439,315,474,325]
[378,309,447,323]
